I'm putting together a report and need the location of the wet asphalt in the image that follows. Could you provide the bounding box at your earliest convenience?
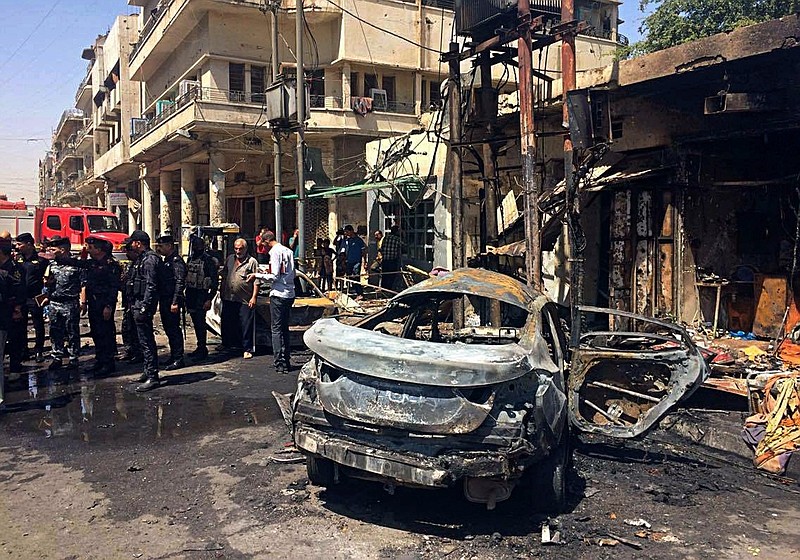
[0,336,301,448]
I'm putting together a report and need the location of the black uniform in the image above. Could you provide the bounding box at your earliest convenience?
[84,255,121,370]
[130,248,162,381]
[13,251,48,362]
[185,249,218,354]
[158,251,187,363]
[120,258,142,360]
[47,256,84,362]
[0,254,24,404]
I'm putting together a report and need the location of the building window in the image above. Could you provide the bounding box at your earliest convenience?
[350,72,359,97]
[364,73,378,96]
[309,69,325,108]
[429,80,442,108]
[229,63,245,102]
[382,76,395,103]
[251,65,266,103]
[384,200,435,264]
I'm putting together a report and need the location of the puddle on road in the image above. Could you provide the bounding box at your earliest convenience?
[1,370,279,445]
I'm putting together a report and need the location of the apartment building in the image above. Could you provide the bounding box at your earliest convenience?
[38,151,57,207]
[40,14,141,224]
[126,0,454,248]
[39,0,624,261]
[88,14,142,223]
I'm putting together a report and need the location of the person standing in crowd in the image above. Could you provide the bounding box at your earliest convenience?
[155,234,187,371]
[288,228,301,259]
[120,241,142,363]
[368,230,383,287]
[319,238,334,291]
[0,238,24,410]
[82,237,121,377]
[220,238,259,359]
[255,225,273,265]
[43,236,83,371]
[247,232,295,373]
[185,235,218,360]
[340,224,367,296]
[126,230,163,392]
[379,225,403,292]
[14,232,48,364]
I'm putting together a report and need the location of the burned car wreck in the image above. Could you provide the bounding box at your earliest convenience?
[275,268,707,511]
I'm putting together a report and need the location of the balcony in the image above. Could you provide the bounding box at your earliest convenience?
[75,122,94,150]
[580,26,629,46]
[131,85,423,160]
[55,145,82,170]
[53,108,85,143]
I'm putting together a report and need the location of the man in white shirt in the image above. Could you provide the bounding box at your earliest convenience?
[248,232,295,373]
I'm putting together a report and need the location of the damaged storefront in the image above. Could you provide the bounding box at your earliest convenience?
[566,16,800,473]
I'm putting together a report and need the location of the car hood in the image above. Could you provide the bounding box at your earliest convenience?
[303,318,546,388]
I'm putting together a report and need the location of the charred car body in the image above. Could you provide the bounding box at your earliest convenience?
[275,268,707,510]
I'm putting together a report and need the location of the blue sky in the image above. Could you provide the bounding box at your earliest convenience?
[0,0,649,203]
[0,0,134,201]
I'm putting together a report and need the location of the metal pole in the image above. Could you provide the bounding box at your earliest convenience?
[518,0,541,289]
[271,3,283,238]
[447,41,464,329]
[480,52,498,250]
[295,0,306,263]
[561,0,581,346]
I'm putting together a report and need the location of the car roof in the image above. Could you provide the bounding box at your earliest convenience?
[393,268,541,310]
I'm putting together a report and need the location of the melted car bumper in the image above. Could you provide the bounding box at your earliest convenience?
[294,424,528,488]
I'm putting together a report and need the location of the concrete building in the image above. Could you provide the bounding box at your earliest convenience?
[42,14,141,221]
[85,14,142,224]
[357,0,627,273]
[125,0,454,251]
[38,151,57,207]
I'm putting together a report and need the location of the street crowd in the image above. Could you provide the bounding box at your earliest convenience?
[0,222,403,408]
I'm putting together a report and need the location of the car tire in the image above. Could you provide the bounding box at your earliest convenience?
[524,434,569,513]
[306,456,336,487]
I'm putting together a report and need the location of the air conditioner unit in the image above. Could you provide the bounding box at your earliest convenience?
[179,80,200,97]
[370,88,388,111]
[155,99,174,115]
[130,118,148,137]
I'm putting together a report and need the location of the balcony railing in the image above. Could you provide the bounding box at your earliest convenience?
[55,108,84,137]
[580,27,629,46]
[129,0,176,62]
[132,87,420,142]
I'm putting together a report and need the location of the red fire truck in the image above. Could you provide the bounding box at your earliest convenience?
[34,206,129,255]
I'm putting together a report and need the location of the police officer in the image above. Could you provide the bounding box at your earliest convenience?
[120,241,142,363]
[155,234,187,370]
[83,237,121,376]
[14,232,48,364]
[126,230,163,392]
[185,234,218,360]
[0,237,24,407]
[44,236,83,370]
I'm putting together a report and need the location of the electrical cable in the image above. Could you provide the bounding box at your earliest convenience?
[0,0,64,73]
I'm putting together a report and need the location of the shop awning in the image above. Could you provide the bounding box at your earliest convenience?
[280,174,425,200]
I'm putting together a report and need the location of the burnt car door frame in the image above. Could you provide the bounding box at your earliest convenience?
[567,305,708,438]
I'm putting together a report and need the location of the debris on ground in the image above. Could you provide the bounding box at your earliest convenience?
[744,373,800,473]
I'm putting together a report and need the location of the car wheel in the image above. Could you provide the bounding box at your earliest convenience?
[306,455,336,486]
[524,435,569,513]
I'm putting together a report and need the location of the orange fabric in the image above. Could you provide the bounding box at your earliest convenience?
[778,339,800,366]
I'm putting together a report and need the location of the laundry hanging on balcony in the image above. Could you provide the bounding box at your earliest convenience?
[351,96,373,116]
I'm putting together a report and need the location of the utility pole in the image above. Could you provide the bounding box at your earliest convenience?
[271,1,283,239]
[295,0,306,263]
[447,41,464,328]
[479,51,502,327]
[518,0,542,289]
[561,0,581,346]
